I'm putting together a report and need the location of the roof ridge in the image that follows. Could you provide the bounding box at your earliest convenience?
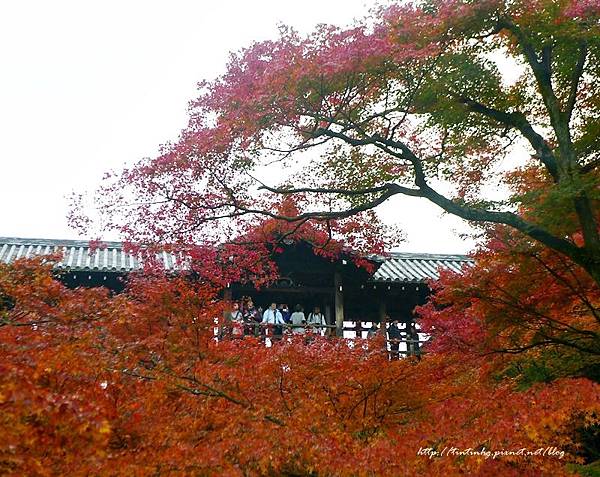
[0,237,124,248]
[0,238,474,281]
[0,238,472,259]
[388,251,473,260]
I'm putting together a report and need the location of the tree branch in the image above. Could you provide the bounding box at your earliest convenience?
[310,126,586,267]
[458,96,559,181]
[580,157,600,174]
[258,183,395,197]
[565,41,588,122]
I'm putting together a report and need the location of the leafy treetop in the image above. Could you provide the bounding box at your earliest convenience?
[73,0,600,285]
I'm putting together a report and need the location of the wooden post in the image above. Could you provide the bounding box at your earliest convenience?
[325,304,332,337]
[379,300,387,325]
[220,285,233,341]
[355,320,363,339]
[379,300,387,351]
[334,271,344,337]
[224,284,232,303]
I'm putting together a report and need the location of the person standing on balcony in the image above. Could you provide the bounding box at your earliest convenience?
[290,304,306,335]
[280,304,290,321]
[307,306,326,336]
[367,322,380,339]
[387,317,403,360]
[242,298,261,337]
[407,322,421,360]
[262,302,285,340]
[224,302,243,339]
[280,304,291,333]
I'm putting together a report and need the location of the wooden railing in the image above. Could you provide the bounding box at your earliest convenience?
[218,322,426,358]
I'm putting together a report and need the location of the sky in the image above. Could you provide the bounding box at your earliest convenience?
[0,0,476,254]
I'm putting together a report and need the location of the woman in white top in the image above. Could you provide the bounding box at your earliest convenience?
[290,304,306,335]
[225,302,244,338]
[307,306,326,336]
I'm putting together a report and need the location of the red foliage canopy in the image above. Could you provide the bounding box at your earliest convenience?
[1,257,599,475]
[72,0,600,286]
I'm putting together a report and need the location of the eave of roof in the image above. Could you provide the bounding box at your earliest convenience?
[0,237,142,273]
[369,251,474,283]
[0,237,474,282]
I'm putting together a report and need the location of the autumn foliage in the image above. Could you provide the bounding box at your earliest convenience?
[1,254,599,476]
[420,229,600,371]
[16,0,600,474]
[72,0,600,287]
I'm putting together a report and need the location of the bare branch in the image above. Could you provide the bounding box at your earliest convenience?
[580,157,600,174]
[257,183,391,196]
[310,126,585,266]
[458,96,559,180]
[565,41,588,122]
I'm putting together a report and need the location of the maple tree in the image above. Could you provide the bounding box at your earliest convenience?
[17,0,600,474]
[416,222,600,473]
[72,0,600,287]
[2,256,600,476]
[419,226,600,379]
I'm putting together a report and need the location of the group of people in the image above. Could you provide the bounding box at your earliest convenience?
[222,298,422,358]
[223,297,329,339]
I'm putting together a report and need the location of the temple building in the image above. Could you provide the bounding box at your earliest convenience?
[0,236,473,339]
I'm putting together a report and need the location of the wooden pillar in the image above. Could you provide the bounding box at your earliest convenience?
[325,304,332,322]
[354,320,363,339]
[224,286,232,302]
[379,300,387,325]
[219,285,233,341]
[379,299,387,349]
[334,271,344,337]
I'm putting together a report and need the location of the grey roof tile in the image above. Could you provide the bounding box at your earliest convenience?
[0,237,474,281]
[370,251,474,283]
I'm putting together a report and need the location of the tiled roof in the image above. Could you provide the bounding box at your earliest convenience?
[0,237,175,273]
[0,237,473,281]
[371,252,474,283]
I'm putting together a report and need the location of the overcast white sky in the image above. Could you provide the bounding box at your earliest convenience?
[0,0,475,254]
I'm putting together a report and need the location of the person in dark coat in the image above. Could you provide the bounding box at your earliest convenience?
[366,322,379,339]
[280,304,291,324]
[242,298,261,336]
[387,317,403,360]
